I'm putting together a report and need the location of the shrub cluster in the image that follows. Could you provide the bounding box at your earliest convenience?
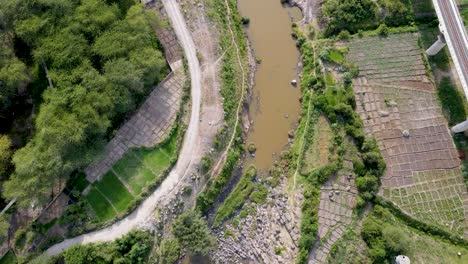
[361,210,411,262]
[61,230,152,264]
[297,182,320,264]
[196,148,241,214]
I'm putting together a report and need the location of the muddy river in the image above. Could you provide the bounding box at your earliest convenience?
[240,0,302,171]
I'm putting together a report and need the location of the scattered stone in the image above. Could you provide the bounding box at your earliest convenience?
[379,110,389,117]
[248,142,257,153]
[402,129,410,137]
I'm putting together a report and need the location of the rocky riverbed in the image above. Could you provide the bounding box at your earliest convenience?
[212,183,303,263]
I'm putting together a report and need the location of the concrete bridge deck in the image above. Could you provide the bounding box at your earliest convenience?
[432,0,468,98]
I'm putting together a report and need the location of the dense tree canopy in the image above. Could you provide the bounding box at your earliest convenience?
[322,0,378,35]
[0,0,167,207]
[0,32,31,110]
[322,0,414,35]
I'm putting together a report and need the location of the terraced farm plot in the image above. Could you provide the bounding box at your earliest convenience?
[310,141,359,263]
[347,33,468,237]
[84,131,178,221]
[302,115,332,174]
[347,33,430,88]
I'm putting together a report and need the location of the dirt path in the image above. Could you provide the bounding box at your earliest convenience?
[45,0,202,255]
[210,0,247,177]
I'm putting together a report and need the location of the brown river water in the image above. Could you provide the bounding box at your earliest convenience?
[240,0,302,172]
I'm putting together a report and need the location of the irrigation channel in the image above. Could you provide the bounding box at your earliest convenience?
[240,0,303,172]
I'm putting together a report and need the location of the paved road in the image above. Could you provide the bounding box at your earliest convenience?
[45,0,202,255]
[434,0,468,96]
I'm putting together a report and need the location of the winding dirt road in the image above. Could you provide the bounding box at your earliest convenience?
[45,0,202,255]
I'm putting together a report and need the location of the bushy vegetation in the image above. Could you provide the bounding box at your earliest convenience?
[361,205,468,263]
[212,165,269,227]
[61,230,152,264]
[1,0,167,208]
[362,213,411,262]
[436,77,467,126]
[196,147,241,214]
[158,238,180,264]
[172,210,216,255]
[297,182,320,264]
[322,0,413,36]
[213,166,256,227]
[375,197,467,246]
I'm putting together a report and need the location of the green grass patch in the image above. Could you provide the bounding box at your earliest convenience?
[93,171,134,212]
[437,77,467,126]
[86,186,117,222]
[113,130,177,194]
[112,153,155,195]
[213,166,256,227]
[0,251,16,264]
[325,71,334,87]
[329,49,345,64]
[134,148,169,176]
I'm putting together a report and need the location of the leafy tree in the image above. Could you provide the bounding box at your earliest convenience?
[0,135,12,177]
[3,142,64,207]
[382,225,410,255]
[173,210,216,255]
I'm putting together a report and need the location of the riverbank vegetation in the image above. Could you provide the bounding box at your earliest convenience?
[195,0,248,216]
[0,0,168,208]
